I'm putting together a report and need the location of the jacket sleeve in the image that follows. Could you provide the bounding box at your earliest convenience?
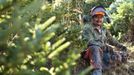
[82,25,93,46]
[106,30,123,48]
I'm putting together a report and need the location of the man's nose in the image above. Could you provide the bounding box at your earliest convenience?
[99,17,103,20]
[97,18,102,21]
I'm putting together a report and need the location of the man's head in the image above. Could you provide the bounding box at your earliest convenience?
[90,6,106,26]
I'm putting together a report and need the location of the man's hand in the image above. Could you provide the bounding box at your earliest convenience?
[120,46,128,63]
[121,46,127,52]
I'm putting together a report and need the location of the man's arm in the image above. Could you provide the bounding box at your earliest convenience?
[106,30,127,51]
[82,24,94,47]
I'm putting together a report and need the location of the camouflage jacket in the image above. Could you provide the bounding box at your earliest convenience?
[82,23,123,48]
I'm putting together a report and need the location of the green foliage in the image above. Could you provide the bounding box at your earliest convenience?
[109,0,134,41]
[0,0,95,75]
[0,0,77,75]
[0,0,13,10]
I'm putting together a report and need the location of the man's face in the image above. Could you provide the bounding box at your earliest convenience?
[92,15,104,26]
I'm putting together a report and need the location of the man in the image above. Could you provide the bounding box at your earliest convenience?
[82,6,127,75]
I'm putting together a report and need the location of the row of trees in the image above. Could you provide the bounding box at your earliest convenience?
[0,0,134,75]
[0,0,87,75]
[109,0,134,43]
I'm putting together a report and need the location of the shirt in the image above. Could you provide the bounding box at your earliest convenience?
[82,23,123,48]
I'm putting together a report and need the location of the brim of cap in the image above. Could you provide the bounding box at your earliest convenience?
[94,12,105,16]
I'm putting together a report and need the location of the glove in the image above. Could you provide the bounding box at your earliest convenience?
[121,46,127,52]
[119,51,128,63]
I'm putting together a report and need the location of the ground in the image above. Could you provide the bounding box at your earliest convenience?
[72,43,134,75]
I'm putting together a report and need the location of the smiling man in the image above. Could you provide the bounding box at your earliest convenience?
[82,6,127,75]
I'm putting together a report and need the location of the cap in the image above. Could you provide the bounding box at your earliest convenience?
[90,6,106,16]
